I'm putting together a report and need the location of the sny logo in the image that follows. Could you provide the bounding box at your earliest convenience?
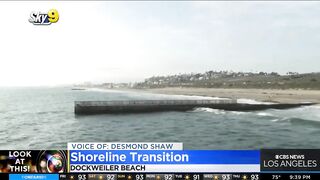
[29,9,59,25]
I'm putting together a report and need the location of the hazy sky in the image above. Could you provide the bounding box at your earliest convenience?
[1,1,320,86]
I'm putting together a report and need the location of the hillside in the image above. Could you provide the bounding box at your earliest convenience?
[134,72,320,90]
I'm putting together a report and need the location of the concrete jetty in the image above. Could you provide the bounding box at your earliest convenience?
[74,100,316,114]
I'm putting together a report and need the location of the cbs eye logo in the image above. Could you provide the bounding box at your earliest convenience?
[29,9,59,25]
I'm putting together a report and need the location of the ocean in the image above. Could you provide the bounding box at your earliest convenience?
[0,87,320,149]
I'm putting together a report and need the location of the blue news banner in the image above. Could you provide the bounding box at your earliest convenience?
[69,150,260,172]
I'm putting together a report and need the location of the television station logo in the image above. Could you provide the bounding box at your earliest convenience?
[29,9,59,25]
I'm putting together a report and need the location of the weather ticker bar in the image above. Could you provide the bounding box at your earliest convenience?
[2,173,320,180]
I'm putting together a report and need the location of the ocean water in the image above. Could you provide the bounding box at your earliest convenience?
[0,87,320,149]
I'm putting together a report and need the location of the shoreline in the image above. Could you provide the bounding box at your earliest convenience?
[136,87,320,104]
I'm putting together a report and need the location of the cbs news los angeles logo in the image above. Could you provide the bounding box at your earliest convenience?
[29,9,59,25]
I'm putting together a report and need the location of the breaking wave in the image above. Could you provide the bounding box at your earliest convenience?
[191,107,226,114]
[237,98,276,104]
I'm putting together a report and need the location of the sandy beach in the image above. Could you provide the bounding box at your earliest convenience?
[142,87,320,104]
